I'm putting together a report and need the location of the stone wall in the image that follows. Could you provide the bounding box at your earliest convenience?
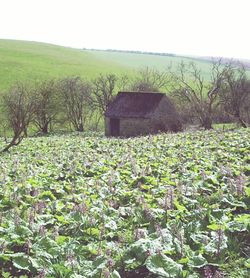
[120,118,153,137]
[105,117,152,137]
[151,98,182,132]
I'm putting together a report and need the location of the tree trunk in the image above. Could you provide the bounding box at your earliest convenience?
[237,117,247,128]
[234,111,247,128]
[77,123,84,132]
[94,114,102,131]
[202,116,213,130]
[1,134,23,153]
[41,122,49,134]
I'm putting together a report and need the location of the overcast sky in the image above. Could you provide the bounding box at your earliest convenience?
[0,0,249,59]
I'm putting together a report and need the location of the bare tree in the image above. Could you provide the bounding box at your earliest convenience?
[171,61,227,129]
[33,79,59,134]
[1,83,36,152]
[220,64,250,128]
[91,74,117,114]
[117,74,131,91]
[59,77,92,132]
[242,93,250,124]
[130,67,170,92]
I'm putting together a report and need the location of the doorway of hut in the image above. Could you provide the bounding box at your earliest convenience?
[110,118,120,136]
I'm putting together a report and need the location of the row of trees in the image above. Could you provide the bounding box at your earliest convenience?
[171,61,250,129]
[0,75,113,151]
[0,60,249,152]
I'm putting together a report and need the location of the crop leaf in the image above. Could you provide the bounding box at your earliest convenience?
[174,200,187,213]
[145,254,182,277]
[12,255,30,270]
[110,270,121,278]
[188,254,207,268]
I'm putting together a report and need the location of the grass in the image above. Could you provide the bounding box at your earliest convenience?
[0,40,131,91]
[0,39,219,91]
[91,50,214,79]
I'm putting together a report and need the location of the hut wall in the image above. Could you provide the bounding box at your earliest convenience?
[152,98,172,120]
[151,98,182,132]
[119,118,152,137]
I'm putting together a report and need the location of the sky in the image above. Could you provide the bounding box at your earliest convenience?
[0,0,250,60]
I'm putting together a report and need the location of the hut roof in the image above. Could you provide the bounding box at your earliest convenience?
[105,92,170,118]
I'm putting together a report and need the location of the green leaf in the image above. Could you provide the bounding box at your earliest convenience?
[38,190,56,201]
[174,200,187,213]
[2,272,12,278]
[15,225,32,236]
[88,256,107,276]
[205,231,227,254]
[125,239,163,264]
[146,254,182,277]
[110,270,121,278]
[29,257,40,270]
[207,223,224,231]
[245,258,250,268]
[178,257,189,264]
[188,254,207,268]
[190,233,210,245]
[56,215,69,224]
[236,214,250,225]
[52,264,73,276]
[12,255,30,270]
[105,220,117,230]
[245,187,250,197]
[56,235,69,244]
[206,175,219,185]
[244,165,250,176]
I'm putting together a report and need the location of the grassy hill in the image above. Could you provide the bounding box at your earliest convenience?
[0,40,133,91]
[0,39,215,91]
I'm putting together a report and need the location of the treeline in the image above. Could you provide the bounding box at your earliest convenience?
[0,60,250,152]
[82,48,176,57]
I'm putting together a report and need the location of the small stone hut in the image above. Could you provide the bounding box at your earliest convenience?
[105,91,182,137]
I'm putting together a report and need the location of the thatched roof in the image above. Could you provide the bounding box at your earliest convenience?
[105,92,173,118]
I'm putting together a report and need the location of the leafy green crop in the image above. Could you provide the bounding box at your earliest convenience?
[0,129,249,277]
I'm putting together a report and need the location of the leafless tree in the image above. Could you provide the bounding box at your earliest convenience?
[91,74,117,114]
[130,67,170,92]
[1,83,36,152]
[243,94,250,124]
[33,79,59,134]
[117,74,131,91]
[220,64,250,127]
[59,77,92,132]
[170,61,227,129]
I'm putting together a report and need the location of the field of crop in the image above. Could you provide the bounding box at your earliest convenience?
[0,39,216,91]
[0,129,249,277]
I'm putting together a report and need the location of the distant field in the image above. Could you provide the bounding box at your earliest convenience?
[91,50,214,79]
[0,40,130,91]
[0,39,216,91]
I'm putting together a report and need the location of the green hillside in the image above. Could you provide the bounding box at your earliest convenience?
[0,39,218,91]
[91,50,213,78]
[0,40,130,91]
